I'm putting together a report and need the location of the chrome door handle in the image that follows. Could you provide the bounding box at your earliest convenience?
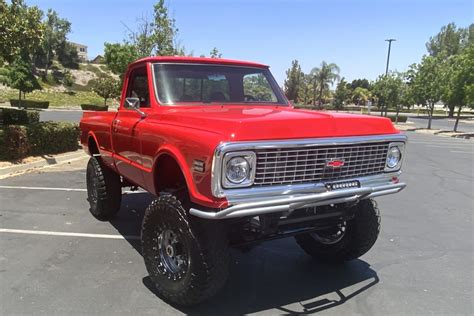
[113,119,121,132]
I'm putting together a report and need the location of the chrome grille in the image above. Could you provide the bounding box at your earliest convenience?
[254,142,389,186]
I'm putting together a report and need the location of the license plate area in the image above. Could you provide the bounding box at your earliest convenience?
[325,180,360,191]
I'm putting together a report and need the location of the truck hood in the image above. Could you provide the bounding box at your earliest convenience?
[159,106,399,141]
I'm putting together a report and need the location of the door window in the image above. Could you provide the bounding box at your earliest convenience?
[126,67,150,108]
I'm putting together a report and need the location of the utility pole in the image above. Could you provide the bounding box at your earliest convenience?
[385,38,396,75]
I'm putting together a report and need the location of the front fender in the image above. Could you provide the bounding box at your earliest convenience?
[150,145,227,209]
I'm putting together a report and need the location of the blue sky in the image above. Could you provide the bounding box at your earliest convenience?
[27,0,473,85]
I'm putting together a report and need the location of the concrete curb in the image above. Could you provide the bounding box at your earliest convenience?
[0,150,87,178]
[395,124,473,139]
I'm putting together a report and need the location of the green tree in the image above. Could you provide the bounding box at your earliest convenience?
[373,73,404,119]
[104,43,139,79]
[410,56,443,129]
[0,0,44,63]
[62,70,74,93]
[57,41,80,69]
[124,0,182,57]
[426,22,472,57]
[350,78,371,91]
[440,44,474,131]
[426,22,473,116]
[91,74,121,105]
[209,47,222,58]
[352,87,371,106]
[283,60,303,102]
[105,0,182,77]
[36,9,71,77]
[0,58,41,106]
[333,78,351,110]
[298,74,313,105]
[310,61,340,108]
[152,0,180,56]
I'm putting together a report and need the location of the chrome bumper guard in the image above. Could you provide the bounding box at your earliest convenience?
[190,176,406,220]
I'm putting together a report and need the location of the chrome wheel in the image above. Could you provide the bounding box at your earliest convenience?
[157,229,189,280]
[311,222,346,245]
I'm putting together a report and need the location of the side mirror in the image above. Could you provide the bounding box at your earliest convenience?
[125,97,146,118]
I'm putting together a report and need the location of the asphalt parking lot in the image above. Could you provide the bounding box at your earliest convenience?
[0,131,473,315]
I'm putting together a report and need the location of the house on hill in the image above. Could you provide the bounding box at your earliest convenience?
[91,55,104,64]
[69,42,88,62]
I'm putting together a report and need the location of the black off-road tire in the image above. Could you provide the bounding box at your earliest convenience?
[141,194,229,306]
[86,157,122,221]
[295,199,380,263]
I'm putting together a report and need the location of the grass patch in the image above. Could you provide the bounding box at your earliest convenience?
[0,89,115,107]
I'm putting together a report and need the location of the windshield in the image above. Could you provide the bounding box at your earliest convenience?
[153,64,288,106]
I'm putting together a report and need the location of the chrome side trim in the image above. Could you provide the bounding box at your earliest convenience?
[211,134,407,198]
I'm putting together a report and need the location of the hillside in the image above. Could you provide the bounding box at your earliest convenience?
[0,62,119,108]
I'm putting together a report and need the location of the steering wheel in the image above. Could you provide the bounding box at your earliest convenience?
[244,94,256,102]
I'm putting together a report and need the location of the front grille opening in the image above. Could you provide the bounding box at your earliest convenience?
[254,142,389,186]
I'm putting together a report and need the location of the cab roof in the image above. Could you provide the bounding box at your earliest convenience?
[129,56,268,69]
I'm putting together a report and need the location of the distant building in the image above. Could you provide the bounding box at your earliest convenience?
[69,42,88,62]
[91,55,104,64]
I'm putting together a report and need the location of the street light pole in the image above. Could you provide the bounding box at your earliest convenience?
[385,38,396,75]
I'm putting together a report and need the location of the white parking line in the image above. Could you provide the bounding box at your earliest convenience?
[411,141,471,145]
[0,228,140,240]
[0,185,145,194]
[0,185,86,192]
[426,145,472,148]
[450,151,473,154]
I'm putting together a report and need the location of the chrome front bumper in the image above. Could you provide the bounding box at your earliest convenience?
[190,173,406,220]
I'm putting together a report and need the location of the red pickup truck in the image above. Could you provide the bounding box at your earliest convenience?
[80,56,407,305]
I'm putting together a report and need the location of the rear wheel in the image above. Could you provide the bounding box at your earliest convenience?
[86,157,122,221]
[141,194,229,306]
[295,199,380,263]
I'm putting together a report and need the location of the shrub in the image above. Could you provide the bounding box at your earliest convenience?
[1,122,79,160]
[27,122,80,156]
[0,129,5,160]
[81,104,108,111]
[3,125,30,159]
[10,99,50,109]
[387,115,408,123]
[2,108,40,125]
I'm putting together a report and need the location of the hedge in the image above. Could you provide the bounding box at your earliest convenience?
[388,115,408,123]
[81,104,108,111]
[0,129,5,160]
[2,108,40,125]
[10,99,50,109]
[2,122,80,160]
[3,125,29,159]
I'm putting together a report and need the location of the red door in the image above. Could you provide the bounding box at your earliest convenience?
[112,65,151,186]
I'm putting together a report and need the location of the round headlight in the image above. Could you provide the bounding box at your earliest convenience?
[386,146,401,168]
[225,157,250,184]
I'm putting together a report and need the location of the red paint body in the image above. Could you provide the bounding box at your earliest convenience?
[80,57,399,209]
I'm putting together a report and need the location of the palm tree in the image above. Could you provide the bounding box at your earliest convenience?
[310,61,340,109]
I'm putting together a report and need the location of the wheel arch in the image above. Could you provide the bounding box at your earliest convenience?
[152,148,193,196]
[87,133,100,156]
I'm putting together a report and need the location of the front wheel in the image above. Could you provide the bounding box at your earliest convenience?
[295,199,380,263]
[141,194,229,306]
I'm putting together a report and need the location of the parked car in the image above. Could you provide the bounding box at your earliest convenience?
[80,56,407,305]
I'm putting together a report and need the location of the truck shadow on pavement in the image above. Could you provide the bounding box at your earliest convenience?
[111,192,379,315]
